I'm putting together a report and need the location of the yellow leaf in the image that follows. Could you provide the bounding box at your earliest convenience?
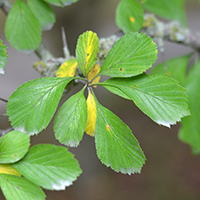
[88,64,101,87]
[85,90,97,136]
[0,164,21,176]
[56,59,78,78]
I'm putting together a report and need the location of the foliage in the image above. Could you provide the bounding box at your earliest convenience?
[151,56,200,154]
[6,30,189,176]
[143,0,187,26]
[116,0,186,33]
[0,131,81,199]
[5,0,79,52]
[116,0,144,33]
[0,0,199,199]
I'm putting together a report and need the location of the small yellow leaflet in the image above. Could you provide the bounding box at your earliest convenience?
[85,90,97,137]
[88,64,101,87]
[56,59,78,78]
[0,164,21,176]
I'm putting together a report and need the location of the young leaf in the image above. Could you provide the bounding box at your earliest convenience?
[27,0,56,31]
[101,74,190,127]
[7,77,75,135]
[0,40,8,74]
[76,31,99,77]
[13,144,82,190]
[0,131,30,164]
[0,164,21,177]
[56,59,78,78]
[43,0,79,7]
[5,0,41,52]
[85,90,97,136]
[54,87,87,147]
[99,32,157,78]
[179,61,200,154]
[0,174,46,200]
[143,0,187,26]
[95,102,146,174]
[150,54,191,85]
[116,0,144,33]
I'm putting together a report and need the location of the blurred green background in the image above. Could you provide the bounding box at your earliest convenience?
[1,0,200,199]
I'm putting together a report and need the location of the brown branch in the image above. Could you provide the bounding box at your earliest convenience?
[142,14,200,53]
[0,0,11,14]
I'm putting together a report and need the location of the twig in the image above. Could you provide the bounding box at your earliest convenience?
[62,27,71,59]
[0,97,8,103]
[0,0,11,14]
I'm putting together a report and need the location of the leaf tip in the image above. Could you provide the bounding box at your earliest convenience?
[155,119,177,128]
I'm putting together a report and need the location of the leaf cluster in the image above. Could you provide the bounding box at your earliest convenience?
[6,31,190,177]
[0,0,195,199]
[0,131,81,199]
[5,0,79,52]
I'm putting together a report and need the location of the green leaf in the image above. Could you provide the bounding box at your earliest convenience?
[43,0,79,7]
[27,0,56,31]
[150,54,191,85]
[7,77,75,135]
[75,31,99,77]
[99,32,158,78]
[0,174,45,200]
[101,74,190,127]
[5,0,41,52]
[0,131,30,164]
[116,0,144,33]
[0,40,8,74]
[179,61,200,154]
[54,87,87,147]
[143,0,187,26]
[13,144,82,190]
[95,101,146,174]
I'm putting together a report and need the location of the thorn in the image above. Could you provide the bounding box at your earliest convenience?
[62,27,70,59]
